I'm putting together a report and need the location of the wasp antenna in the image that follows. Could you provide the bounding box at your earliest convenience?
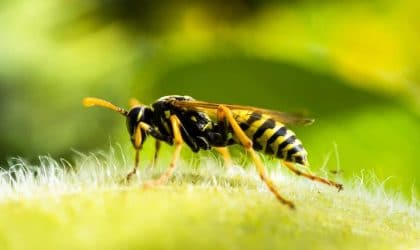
[82,97,128,116]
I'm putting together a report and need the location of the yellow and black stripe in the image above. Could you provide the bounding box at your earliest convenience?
[233,110,308,166]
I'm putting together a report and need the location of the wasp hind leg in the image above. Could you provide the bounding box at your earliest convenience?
[217,105,295,209]
[143,115,183,188]
[282,161,343,191]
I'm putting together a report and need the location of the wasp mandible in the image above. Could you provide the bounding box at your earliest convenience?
[83,95,342,209]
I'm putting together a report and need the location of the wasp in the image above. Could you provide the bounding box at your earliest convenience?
[83,95,342,209]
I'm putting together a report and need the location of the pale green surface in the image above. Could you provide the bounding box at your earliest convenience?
[1,0,419,196]
[0,155,417,250]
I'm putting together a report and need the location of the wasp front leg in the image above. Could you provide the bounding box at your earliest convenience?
[124,122,143,183]
[143,115,183,188]
[217,105,295,209]
[124,122,170,183]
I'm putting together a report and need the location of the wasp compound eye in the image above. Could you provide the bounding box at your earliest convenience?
[126,107,143,135]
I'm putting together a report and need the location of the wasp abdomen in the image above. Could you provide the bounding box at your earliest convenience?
[233,111,308,166]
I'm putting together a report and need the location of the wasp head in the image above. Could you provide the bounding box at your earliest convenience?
[83,97,155,149]
[126,106,153,148]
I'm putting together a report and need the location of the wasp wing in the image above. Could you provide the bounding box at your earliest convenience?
[170,100,314,126]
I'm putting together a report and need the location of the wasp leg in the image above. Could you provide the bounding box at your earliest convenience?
[282,161,343,191]
[143,115,183,188]
[217,105,295,209]
[124,122,143,183]
[214,147,232,167]
[150,140,161,168]
[137,122,172,169]
[124,121,170,183]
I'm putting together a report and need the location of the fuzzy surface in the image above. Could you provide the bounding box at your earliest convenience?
[0,153,418,250]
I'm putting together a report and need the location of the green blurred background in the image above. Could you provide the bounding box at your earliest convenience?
[0,0,418,196]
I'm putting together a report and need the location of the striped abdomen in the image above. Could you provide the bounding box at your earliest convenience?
[232,110,309,166]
